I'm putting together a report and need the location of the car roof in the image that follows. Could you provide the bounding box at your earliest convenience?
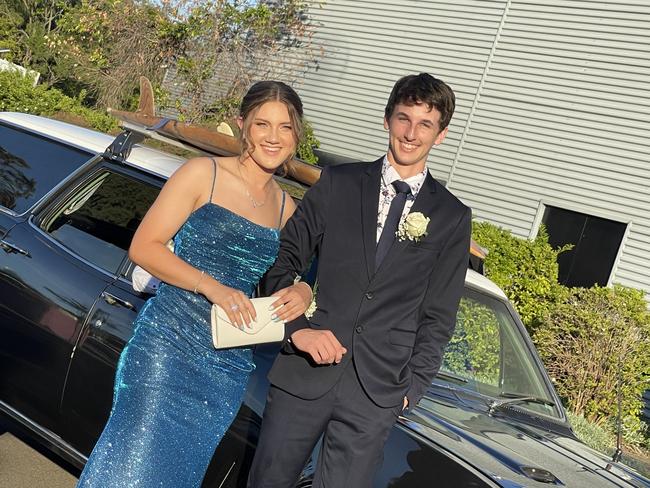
[0,112,185,179]
[465,269,507,299]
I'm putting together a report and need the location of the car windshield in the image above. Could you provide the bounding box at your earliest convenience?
[439,287,560,419]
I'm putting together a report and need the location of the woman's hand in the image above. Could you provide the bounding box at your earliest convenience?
[271,282,313,323]
[201,279,256,329]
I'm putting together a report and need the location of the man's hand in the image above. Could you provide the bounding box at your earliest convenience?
[271,282,313,323]
[290,328,347,365]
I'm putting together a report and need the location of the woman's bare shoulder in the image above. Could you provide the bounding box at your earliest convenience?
[173,156,215,181]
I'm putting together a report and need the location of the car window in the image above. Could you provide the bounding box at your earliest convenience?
[0,123,93,213]
[40,170,159,274]
[442,288,559,418]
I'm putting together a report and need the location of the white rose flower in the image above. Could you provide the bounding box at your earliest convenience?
[397,212,430,242]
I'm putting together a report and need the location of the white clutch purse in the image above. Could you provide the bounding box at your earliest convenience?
[210,296,284,349]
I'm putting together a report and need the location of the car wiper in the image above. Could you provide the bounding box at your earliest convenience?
[488,392,555,415]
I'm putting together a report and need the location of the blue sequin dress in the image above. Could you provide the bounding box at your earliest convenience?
[77,161,284,487]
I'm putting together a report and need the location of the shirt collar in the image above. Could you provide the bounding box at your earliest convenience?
[381,155,428,196]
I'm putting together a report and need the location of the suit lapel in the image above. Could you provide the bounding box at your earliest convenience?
[374,172,438,276]
[361,158,383,281]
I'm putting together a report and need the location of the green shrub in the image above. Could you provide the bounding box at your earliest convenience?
[444,296,500,385]
[472,221,569,331]
[535,285,650,445]
[0,70,117,133]
[297,120,320,165]
[567,410,616,453]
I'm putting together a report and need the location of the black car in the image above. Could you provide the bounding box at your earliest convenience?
[1,112,648,487]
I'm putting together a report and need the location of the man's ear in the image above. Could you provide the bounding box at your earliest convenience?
[434,127,448,145]
[383,117,389,131]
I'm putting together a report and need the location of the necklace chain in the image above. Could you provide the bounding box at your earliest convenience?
[238,164,270,208]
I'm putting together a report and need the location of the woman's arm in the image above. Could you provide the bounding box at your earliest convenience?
[129,157,256,327]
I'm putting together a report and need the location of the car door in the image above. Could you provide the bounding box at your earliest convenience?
[50,164,162,454]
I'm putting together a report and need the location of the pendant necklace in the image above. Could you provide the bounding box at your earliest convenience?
[238,164,270,208]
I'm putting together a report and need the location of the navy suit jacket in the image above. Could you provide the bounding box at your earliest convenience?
[260,158,471,408]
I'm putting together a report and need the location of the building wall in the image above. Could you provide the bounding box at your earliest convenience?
[298,0,650,300]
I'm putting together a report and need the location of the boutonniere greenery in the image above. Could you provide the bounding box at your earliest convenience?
[396,212,430,242]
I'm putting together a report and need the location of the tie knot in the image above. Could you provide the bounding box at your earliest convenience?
[392,180,411,195]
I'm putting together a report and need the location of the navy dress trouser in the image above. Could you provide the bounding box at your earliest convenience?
[248,361,402,488]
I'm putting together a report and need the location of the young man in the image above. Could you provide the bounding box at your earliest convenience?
[248,73,471,488]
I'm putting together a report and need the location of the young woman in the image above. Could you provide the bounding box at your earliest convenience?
[77,81,312,487]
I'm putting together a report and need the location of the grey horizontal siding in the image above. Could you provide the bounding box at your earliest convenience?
[446,0,650,300]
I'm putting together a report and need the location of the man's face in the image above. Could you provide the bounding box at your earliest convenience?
[384,102,448,177]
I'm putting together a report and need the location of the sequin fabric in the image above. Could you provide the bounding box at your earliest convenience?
[77,202,280,488]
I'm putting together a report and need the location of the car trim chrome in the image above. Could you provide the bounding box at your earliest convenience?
[0,400,88,468]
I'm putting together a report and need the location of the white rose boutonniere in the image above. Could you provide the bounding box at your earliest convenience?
[396,212,430,242]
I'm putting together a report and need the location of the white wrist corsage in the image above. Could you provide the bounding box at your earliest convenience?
[396,212,430,242]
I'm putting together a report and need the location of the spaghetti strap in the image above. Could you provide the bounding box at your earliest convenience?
[208,157,218,203]
[277,191,287,230]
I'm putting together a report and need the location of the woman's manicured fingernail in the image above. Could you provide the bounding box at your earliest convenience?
[271,313,277,320]
[268,305,275,311]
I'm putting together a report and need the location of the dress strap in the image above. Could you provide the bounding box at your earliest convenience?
[277,191,287,230]
[208,157,218,203]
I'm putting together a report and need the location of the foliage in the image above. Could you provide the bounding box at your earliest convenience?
[444,296,500,385]
[297,120,320,164]
[535,285,650,445]
[472,221,569,331]
[53,0,183,107]
[1,0,320,161]
[0,70,117,132]
[567,410,616,454]
[0,0,75,84]
[167,0,317,122]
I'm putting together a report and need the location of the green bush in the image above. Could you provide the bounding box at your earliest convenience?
[472,221,569,331]
[567,410,616,453]
[297,120,320,165]
[444,296,500,385]
[0,70,117,133]
[535,285,650,445]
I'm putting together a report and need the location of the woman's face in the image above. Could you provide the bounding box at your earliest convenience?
[244,100,297,171]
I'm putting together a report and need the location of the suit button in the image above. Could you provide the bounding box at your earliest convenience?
[365,292,374,300]
[355,325,363,333]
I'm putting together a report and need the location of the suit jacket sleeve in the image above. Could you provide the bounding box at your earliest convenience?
[259,167,332,339]
[405,206,472,408]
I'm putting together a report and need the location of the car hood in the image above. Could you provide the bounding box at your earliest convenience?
[403,391,650,487]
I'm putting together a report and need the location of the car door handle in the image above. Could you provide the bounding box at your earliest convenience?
[0,239,31,257]
[101,292,136,311]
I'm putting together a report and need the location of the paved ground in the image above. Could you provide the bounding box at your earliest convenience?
[0,433,78,488]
